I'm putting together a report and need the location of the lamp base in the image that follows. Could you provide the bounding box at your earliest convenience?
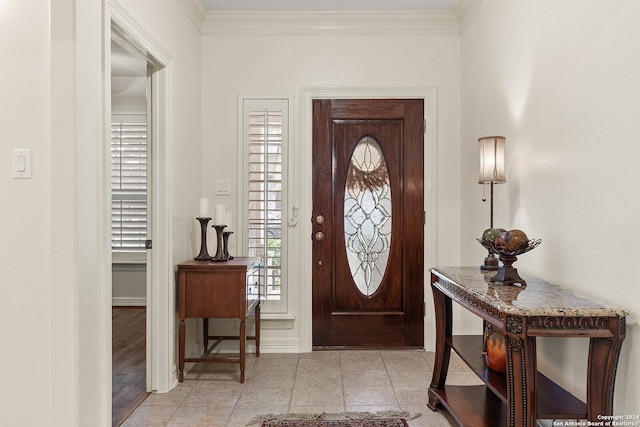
[481,253,499,271]
[489,255,527,286]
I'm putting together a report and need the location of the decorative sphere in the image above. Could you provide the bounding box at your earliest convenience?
[494,232,507,251]
[482,228,502,242]
[505,229,529,252]
[484,325,506,373]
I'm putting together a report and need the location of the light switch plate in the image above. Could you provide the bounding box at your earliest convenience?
[215,179,231,196]
[12,149,32,179]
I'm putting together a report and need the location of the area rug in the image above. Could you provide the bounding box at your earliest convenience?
[252,411,419,427]
[261,419,407,427]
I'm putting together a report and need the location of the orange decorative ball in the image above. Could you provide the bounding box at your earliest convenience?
[484,325,506,373]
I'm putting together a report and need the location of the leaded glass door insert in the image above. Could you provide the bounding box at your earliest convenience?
[344,136,391,297]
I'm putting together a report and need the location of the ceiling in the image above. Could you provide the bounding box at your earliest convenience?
[202,0,458,11]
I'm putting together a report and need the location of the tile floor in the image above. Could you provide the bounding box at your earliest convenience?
[122,350,482,426]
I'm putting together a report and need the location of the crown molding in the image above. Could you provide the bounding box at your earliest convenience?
[177,0,207,33]
[202,10,460,36]
[455,0,484,33]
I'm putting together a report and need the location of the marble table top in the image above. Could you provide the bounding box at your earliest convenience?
[431,267,627,318]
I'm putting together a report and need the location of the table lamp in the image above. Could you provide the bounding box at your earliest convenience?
[479,136,506,270]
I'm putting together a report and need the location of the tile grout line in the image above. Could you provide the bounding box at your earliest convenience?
[287,354,301,412]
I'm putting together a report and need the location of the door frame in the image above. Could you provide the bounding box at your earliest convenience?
[299,87,438,352]
[107,3,174,396]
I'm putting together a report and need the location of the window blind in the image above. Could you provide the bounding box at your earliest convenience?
[111,121,147,251]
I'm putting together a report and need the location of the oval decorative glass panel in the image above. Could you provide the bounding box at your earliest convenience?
[344,136,392,297]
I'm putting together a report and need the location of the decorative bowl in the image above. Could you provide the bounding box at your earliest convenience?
[477,237,541,258]
[476,237,542,286]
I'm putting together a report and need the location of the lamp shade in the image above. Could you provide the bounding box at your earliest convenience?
[478,136,506,184]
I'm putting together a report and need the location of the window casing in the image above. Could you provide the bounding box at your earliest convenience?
[241,99,289,313]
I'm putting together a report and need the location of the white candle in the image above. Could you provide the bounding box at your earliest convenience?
[225,212,233,230]
[215,204,226,225]
[199,197,209,218]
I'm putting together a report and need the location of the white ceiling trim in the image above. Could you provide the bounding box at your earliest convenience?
[455,0,484,33]
[202,10,460,37]
[178,0,207,33]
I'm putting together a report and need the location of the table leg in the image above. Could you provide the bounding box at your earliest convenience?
[505,332,537,427]
[179,318,185,382]
[587,318,625,420]
[203,318,209,353]
[239,319,246,383]
[428,283,452,410]
[255,303,261,357]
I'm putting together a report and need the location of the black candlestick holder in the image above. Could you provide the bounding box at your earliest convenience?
[194,217,212,260]
[211,225,231,262]
[223,231,233,260]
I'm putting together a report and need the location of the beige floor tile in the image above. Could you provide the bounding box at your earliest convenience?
[342,369,391,387]
[290,385,344,406]
[181,383,243,407]
[341,357,387,372]
[236,386,293,407]
[121,350,479,426]
[120,404,178,426]
[166,405,233,426]
[344,385,398,406]
[294,369,342,388]
[246,369,296,388]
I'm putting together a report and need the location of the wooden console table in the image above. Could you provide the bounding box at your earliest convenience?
[428,267,627,427]
[178,257,261,383]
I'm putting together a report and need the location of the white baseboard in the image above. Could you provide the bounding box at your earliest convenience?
[185,336,302,358]
[112,297,146,306]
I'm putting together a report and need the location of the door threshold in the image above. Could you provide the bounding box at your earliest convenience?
[312,346,424,351]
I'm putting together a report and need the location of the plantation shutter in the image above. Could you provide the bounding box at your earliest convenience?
[111,121,147,251]
[247,110,283,301]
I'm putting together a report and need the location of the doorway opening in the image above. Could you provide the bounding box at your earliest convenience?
[107,7,173,424]
[110,29,152,426]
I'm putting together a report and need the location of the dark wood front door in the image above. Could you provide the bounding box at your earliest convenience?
[312,99,424,348]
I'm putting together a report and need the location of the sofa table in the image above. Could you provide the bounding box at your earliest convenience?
[428,267,627,427]
[177,257,261,383]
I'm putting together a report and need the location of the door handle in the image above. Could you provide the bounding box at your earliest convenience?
[316,215,325,224]
[314,231,325,241]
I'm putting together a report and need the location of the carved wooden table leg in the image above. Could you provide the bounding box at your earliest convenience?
[505,315,537,427]
[428,282,453,410]
[587,317,626,420]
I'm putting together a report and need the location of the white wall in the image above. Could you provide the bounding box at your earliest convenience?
[201,29,463,351]
[0,1,56,425]
[460,0,639,414]
[0,0,202,424]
